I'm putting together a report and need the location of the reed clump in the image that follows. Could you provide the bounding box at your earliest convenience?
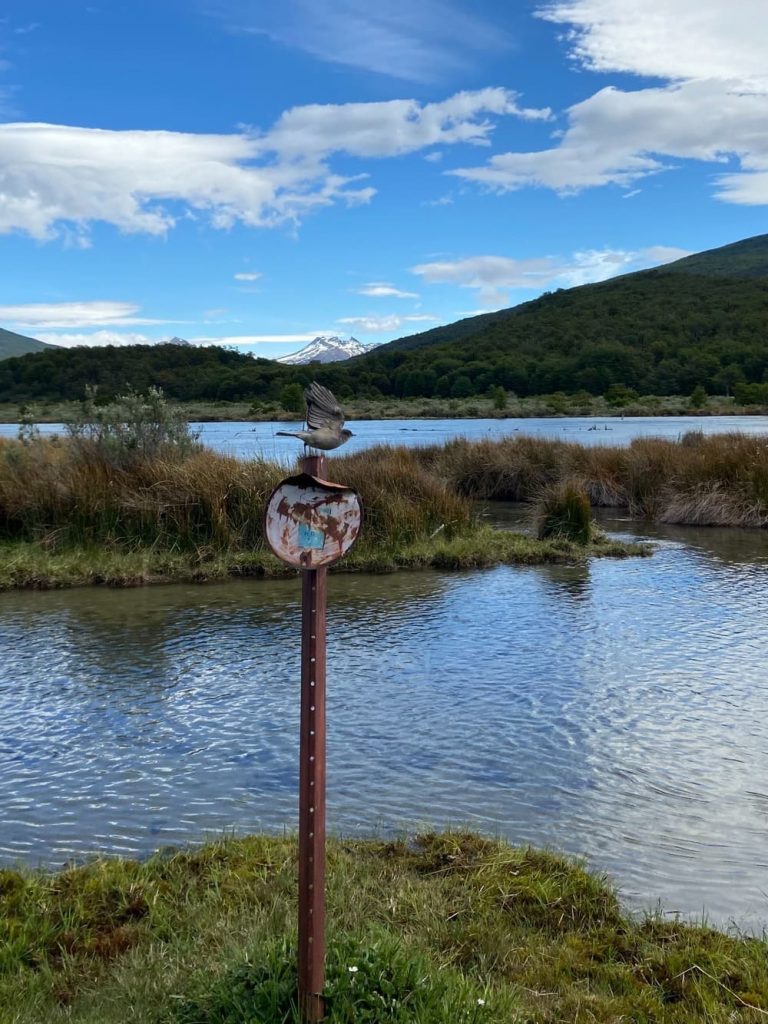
[416,432,768,527]
[533,480,593,544]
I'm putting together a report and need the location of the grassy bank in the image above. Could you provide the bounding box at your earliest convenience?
[0,530,644,590]
[415,432,768,528]
[3,392,768,423]
[2,831,768,1023]
[0,439,645,590]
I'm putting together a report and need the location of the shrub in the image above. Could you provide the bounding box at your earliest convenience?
[604,384,639,407]
[532,480,593,544]
[66,386,200,466]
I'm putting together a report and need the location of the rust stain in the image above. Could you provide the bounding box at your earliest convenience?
[265,477,363,568]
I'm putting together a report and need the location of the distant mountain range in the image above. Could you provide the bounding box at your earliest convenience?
[1,233,767,402]
[276,335,373,364]
[0,328,53,360]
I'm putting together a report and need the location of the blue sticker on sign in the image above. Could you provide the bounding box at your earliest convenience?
[298,522,326,550]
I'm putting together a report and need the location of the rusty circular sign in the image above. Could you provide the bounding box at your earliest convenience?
[264,472,363,569]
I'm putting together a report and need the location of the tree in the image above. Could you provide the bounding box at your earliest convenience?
[450,375,474,398]
[689,384,708,409]
[491,386,507,410]
[279,382,304,414]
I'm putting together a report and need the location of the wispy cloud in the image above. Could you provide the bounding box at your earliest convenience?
[191,333,333,345]
[233,271,262,281]
[337,313,439,332]
[37,331,333,349]
[211,0,512,82]
[355,282,419,299]
[0,301,182,329]
[412,246,691,305]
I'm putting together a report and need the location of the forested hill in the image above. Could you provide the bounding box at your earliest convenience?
[1,233,767,403]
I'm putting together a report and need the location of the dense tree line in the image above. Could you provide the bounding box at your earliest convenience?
[2,265,767,405]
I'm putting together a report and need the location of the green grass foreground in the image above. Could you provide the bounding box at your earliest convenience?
[2,832,768,1023]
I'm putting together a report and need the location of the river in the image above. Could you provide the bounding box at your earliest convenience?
[2,413,768,459]
[1,510,767,930]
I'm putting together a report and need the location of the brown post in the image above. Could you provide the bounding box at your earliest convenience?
[298,453,327,1022]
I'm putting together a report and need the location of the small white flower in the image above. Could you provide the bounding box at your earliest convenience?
[477,998,486,1006]
[348,965,358,973]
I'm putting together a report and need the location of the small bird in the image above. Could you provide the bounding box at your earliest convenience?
[276,381,354,451]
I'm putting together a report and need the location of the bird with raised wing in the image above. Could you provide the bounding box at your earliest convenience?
[276,381,354,451]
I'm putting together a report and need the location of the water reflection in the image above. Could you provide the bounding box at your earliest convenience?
[0,522,767,931]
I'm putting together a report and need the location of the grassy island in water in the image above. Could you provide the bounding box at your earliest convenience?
[0,409,767,589]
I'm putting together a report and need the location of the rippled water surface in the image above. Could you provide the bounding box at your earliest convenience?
[1,517,767,928]
[2,414,768,460]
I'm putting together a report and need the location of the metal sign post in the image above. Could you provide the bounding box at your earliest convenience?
[298,454,327,1023]
[264,453,362,1023]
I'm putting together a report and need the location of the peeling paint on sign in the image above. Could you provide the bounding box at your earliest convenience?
[264,473,362,569]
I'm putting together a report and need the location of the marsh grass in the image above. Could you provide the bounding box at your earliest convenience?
[417,432,768,527]
[2,831,768,1023]
[0,440,468,556]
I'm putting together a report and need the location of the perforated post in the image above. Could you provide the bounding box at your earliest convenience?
[298,453,327,1022]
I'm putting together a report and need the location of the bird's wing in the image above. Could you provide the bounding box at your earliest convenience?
[304,381,345,430]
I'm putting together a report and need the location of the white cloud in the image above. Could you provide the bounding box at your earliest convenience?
[452,80,768,203]
[264,89,551,160]
[537,0,768,87]
[233,271,262,281]
[355,282,419,299]
[0,89,548,241]
[337,314,439,332]
[412,255,559,305]
[0,301,179,329]
[214,0,511,82]
[453,3,768,204]
[412,245,690,304]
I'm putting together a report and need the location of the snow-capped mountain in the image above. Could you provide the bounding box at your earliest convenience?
[277,335,373,365]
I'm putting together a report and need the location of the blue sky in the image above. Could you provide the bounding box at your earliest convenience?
[0,0,766,359]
